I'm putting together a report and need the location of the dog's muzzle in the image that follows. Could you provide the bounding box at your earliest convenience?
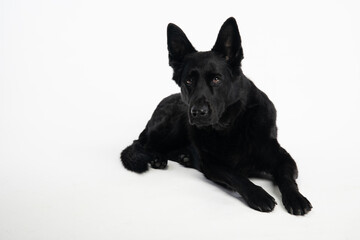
[189,103,212,126]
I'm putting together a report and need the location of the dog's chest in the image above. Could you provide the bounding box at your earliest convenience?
[191,128,254,168]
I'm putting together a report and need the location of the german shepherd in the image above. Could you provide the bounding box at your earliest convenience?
[121,17,312,215]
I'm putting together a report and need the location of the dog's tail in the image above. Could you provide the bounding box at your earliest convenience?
[121,140,151,173]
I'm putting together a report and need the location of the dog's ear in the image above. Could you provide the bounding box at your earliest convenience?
[212,17,243,67]
[167,23,196,70]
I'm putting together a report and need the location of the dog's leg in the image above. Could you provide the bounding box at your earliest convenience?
[122,127,171,172]
[121,95,193,172]
[270,141,313,215]
[201,161,276,212]
[121,138,153,173]
[166,146,198,169]
[121,129,173,172]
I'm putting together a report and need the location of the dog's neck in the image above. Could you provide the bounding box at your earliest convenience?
[211,99,244,131]
[212,74,253,131]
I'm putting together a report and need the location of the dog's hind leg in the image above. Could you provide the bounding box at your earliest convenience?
[121,94,192,173]
[121,138,152,173]
[121,126,171,173]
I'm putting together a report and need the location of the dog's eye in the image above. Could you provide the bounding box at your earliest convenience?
[185,79,193,86]
[212,77,222,85]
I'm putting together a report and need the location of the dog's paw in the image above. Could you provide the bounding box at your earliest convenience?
[150,156,167,169]
[242,186,277,212]
[178,154,192,167]
[282,191,312,215]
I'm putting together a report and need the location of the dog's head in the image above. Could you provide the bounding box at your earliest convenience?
[167,17,246,128]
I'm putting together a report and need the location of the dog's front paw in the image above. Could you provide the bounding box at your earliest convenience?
[178,154,192,167]
[282,191,312,215]
[150,156,167,169]
[242,186,277,212]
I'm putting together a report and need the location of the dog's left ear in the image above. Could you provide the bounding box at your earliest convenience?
[212,17,243,67]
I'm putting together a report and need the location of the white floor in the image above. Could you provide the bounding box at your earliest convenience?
[1,139,359,240]
[1,1,360,239]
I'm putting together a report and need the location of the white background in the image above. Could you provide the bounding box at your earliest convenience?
[1,0,360,239]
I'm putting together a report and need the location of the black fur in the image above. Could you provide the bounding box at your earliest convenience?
[121,17,312,215]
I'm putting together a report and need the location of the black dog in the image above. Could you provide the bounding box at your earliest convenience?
[121,17,312,215]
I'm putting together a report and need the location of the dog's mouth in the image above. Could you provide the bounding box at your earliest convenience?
[187,102,230,129]
[189,117,230,130]
[188,117,212,127]
[188,109,220,128]
[187,99,228,129]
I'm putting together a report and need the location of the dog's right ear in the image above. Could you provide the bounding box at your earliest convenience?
[167,23,196,84]
[212,17,243,68]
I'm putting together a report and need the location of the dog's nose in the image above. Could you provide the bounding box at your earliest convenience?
[190,105,209,118]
